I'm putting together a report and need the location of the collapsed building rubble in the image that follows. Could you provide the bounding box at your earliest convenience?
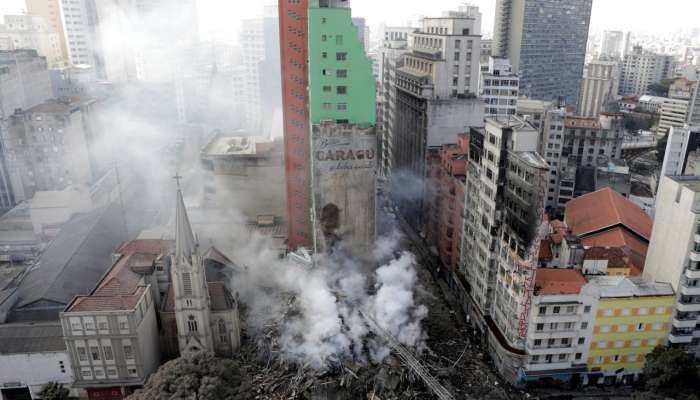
[231,253,524,400]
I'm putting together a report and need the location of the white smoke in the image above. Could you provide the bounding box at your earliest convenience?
[228,230,427,368]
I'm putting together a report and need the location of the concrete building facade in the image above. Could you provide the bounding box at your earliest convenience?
[600,31,624,60]
[660,126,700,178]
[481,56,519,118]
[492,0,593,106]
[644,175,700,358]
[0,14,65,69]
[619,46,674,97]
[578,60,619,118]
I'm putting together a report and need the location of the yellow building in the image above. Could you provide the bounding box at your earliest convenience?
[587,276,674,385]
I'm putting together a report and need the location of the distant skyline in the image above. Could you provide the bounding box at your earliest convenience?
[1,0,699,40]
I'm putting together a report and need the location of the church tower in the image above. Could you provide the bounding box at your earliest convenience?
[170,180,213,353]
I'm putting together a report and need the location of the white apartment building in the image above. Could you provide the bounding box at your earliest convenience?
[660,126,700,178]
[600,31,623,60]
[0,15,65,68]
[619,46,674,97]
[643,175,700,357]
[481,56,518,117]
[578,60,619,118]
[405,6,482,98]
[521,269,597,384]
[461,117,548,383]
[655,96,689,137]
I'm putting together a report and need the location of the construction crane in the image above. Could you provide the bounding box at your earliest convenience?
[359,310,459,400]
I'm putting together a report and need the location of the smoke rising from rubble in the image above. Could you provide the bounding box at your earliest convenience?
[228,230,428,368]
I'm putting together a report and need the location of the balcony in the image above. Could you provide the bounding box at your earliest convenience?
[672,316,699,329]
[690,250,700,263]
[526,344,574,356]
[668,331,694,344]
[695,233,700,244]
[686,268,700,280]
[677,300,700,312]
[680,283,700,296]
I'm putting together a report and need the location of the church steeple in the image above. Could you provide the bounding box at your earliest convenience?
[174,174,197,259]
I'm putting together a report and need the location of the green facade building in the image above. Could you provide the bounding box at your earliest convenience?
[307,0,376,127]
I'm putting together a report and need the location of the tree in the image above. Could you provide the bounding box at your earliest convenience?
[126,352,252,400]
[39,382,71,400]
[648,78,674,97]
[641,345,700,399]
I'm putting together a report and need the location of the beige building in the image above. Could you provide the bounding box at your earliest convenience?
[578,60,619,118]
[644,175,700,358]
[0,14,65,68]
[26,0,70,65]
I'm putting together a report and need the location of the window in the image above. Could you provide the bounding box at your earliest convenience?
[578,337,585,345]
[581,322,588,329]
[98,322,108,331]
[77,346,87,361]
[322,102,332,109]
[90,346,100,361]
[454,52,460,61]
[103,346,113,361]
[187,315,198,332]
[558,354,567,361]
[627,354,638,362]
[534,339,542,346]
[545,354,553,363]
[336,69,347,78]
[531,355,539,362]
[614,340,623,348]
[618,324,628,332]
[335,35,343,45]
[538,306,546,315]
[566,306,576,314]
[652,322,661,330]
[636,323,644,331]
[70,318,82,331]
[536,323,544,331]
[564,322,574,330]
[322,52,327,58]
[321,34,327,41]
[612,354,621,362]
[323,85,331,92]
[553,306,560,314]
[561,338,570,346]
[550,323,558,330]
[597,341,606,349]
[584,305,591,313]
[84,319,95,330]
[594,356,602,364]
[182,272,192,295]
[336,52,347,61]
[337,103,347,111]
[455,39,461,47]
[655,306,665,314]
[548,338,555,346]
[107,368,118,377]
[127,367,138,376]
[336,86,347,95]
[621,308,630,316]
[575,353,582,360]
[123,345,134,360]
[600,325,610,333]
[632,338,641,347]
[603,308,613,316]
[119,321,128,330]
[638,307,648,316]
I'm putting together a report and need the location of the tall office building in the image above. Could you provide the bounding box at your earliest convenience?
[25,0,70,66]
[376,26,413,176]
[578,60,620,117]
[492,0,593,106]
[280,0,377,254]
[389,7,484,227]
[240,4,281,135]
[600,30,624,60]
[644,175,700,358]
[619,46,674,96]
[659,126,700,178]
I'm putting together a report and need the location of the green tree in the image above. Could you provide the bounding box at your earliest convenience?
[642,345,700,399]
[39,382,71,400]
[126,352,252,400]
[648,78,674,97]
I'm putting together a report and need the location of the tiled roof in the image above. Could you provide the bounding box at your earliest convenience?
[565,188,652,240]
[66,240,168,313]
[581,227,648,273]
[550,219,568,244]
[534,268,586,295]
[539,239,553,260]
[583,247,628,267]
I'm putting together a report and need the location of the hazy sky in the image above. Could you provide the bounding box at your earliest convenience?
[1,0,699,38]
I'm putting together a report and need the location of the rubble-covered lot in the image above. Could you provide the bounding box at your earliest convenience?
[230,248,524,400]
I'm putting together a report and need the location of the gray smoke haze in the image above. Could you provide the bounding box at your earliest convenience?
[227,229,428,368]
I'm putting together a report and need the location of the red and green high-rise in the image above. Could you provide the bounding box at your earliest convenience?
[279,0,376,251]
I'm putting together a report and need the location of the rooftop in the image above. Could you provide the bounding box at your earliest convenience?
[202,133,277,157]
[0,322,65,354]
[534,268,587,295]
[66,240,169,313]
[564,116,601,129]
[565,187,652,240]
[669,175,700,192]
[588,276,674,298]
[25,99,84,114]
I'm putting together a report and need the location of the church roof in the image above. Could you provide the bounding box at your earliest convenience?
[175,186,197,259]
[161,282,236,313]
